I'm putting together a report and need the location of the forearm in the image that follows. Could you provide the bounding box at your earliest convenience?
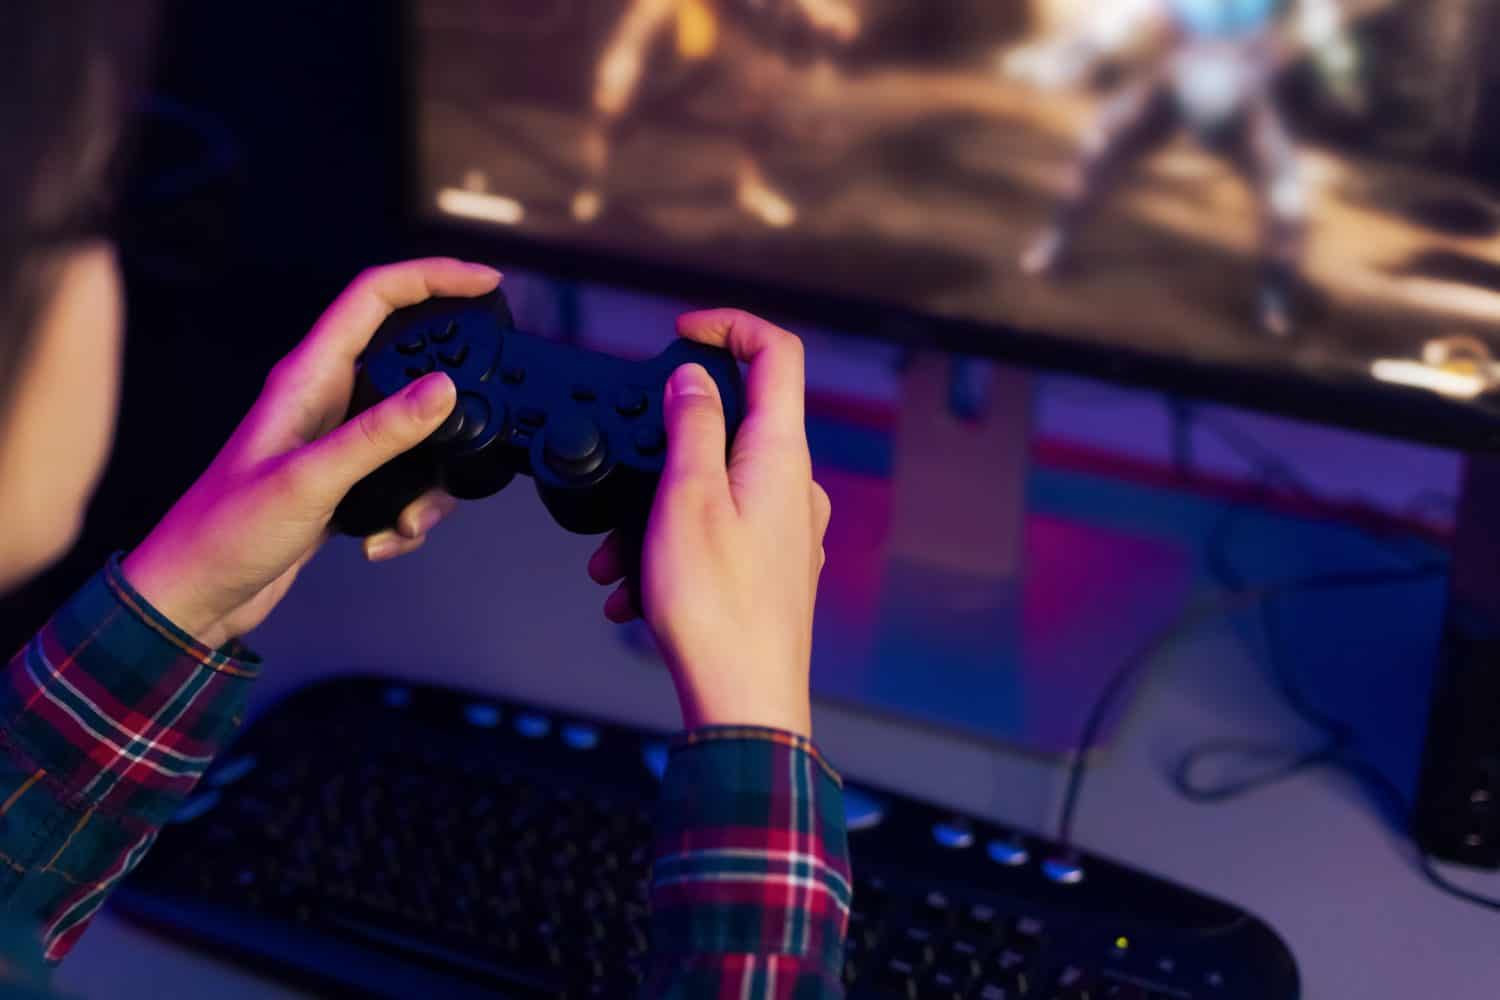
[0,556,256,962]
[646,727,850,998]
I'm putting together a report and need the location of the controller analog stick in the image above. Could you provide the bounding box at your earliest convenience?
[433,392,492,445]
[543,413,606,480]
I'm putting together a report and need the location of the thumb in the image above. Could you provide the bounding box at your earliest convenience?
[287,372,456,508]
[661,363,728,493]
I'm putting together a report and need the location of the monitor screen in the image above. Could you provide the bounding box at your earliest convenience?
[411,0,1500,441]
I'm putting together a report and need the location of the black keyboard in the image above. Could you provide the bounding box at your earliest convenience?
[116,676,1299,999]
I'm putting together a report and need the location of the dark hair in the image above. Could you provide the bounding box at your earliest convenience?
[0,1,158,421]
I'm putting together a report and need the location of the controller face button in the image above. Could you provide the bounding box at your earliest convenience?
[633,426,666,457]
[431,319,459,343]
[438,343,469,367]
[615,386,648,418]
[571,385,598,403]
[451,393,491,444]
[395,335,427,355]
[502,365,526,385]
[518,407,547,429]
[544,413,606,479]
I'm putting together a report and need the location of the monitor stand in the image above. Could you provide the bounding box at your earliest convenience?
[810,353,1193,757]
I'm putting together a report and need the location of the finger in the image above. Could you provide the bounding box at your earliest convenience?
[305,258,501,367]
[661,363,729,492]
[589,530,628,585]
[364,531,428,563]
[604,581,640,623]
[395,489,459,540]
[284,372,456,510]
[676,309,805,437]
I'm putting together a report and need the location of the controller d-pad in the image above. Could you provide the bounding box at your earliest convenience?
[438,344,469,367]
[431,319,459,343]
[544,413,606,479]
[405,358,436,379]
[396,335,426,356]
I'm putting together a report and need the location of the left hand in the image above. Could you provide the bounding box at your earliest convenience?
[122,258,502,649]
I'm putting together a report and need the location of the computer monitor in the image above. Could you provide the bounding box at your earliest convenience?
[402,0,1482,757]
[406,0,1500,450]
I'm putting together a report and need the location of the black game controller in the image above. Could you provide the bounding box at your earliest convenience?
[332,289,745,539]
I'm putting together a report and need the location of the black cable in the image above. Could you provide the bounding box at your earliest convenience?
[1053,562,1441,852]
[1170,497,1500,913]
[1051,408,1499,910]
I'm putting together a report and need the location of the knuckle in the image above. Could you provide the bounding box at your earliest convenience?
[355,406,390,451]
[262,353,299,396]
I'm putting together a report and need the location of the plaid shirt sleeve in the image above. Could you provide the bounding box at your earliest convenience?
[646,726,851,999]
[0,555,256,964]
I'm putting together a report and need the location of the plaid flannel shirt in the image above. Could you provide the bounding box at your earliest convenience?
[0,557,851,998]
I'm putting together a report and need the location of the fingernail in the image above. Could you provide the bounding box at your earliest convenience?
[408,373,455,419]
[667,364,713,401]
[367,538,397,561]
[469,263,503,280]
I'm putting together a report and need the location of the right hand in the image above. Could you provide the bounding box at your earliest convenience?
[588,310,831,737]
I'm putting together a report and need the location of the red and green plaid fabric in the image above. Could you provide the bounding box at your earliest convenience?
[648,727,852,998]
[0,558,852,999]
[0,555,256,963]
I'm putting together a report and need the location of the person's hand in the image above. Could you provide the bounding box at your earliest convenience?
[122,259,502,649]
[587,310,831,737]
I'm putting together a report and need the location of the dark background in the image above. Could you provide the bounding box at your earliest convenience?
[0,0,415,656]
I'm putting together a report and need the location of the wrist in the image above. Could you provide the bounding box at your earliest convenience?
[121,543,231,650]
[678,690,813,739]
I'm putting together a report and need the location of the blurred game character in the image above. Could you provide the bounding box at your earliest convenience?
[572,0,860,229]
[1010,0,1360,338]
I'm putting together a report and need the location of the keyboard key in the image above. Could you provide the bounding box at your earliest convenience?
[877,956,922,998]
[920,888,956,928]
[891,926,937,968]
[1008,915,1048,955]
[964,900,1005,938]
[923,963,974,1000]
[1051,965,1098,1000]
[945,931,987,959]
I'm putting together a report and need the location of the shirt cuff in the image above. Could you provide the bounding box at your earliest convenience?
[0,555,258,829]
[649,725,852,975]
